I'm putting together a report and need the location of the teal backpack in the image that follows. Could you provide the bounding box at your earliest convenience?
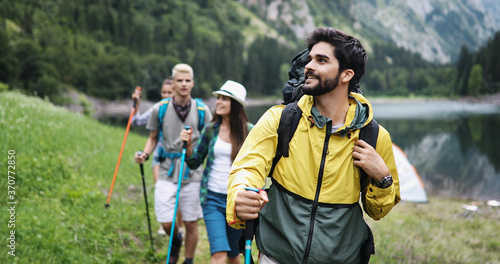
[157,97,206,132]
[156,97,206,180]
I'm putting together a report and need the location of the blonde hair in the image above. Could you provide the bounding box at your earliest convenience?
[172,63,194,79]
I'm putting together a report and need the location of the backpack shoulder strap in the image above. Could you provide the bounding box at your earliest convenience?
[268,101,302,178]
[279,102,302,158]
[358,119,380,186]
[194,98,206,131]
[158,97,171,137]
[267,104,380,185]
[359,119,379,148]
[160,98,206,132]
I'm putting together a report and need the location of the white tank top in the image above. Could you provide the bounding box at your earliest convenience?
[208,136,232,194]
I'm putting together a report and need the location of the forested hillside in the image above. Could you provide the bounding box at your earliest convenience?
[0,0,297,104]
[0,0,499,105]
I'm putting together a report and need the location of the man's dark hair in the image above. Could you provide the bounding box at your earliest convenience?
[306,27,367,93]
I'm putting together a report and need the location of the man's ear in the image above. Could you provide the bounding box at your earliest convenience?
[341,69,354,83]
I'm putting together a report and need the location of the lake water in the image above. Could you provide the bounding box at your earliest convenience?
[246,100,500,201]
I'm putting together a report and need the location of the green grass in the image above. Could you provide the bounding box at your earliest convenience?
[1,91,499,263]
[367,200,500,263]
[0,91,211,263]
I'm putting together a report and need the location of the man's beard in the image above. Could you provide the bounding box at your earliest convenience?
[302,71,340,96]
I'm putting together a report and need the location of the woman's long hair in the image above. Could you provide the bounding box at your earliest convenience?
[210,97,249,162]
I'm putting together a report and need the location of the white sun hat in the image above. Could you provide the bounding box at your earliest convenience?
[212,80,247,106]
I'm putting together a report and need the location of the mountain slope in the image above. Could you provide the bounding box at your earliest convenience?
[238,0,500,63]
[353,0,498,63]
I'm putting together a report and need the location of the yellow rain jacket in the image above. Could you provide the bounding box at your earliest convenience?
[227,93,400,263]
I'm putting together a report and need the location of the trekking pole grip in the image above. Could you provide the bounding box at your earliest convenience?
[133,86,142,108]
[182,126,190,148]
[244,187,260,264]
[136,150,148,163]
[244,187,260,237]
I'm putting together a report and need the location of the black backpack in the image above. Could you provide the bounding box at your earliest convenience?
[271,48,379,188]
[269,102,379,185]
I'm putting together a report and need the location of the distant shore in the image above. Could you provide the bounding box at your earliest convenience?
[63,90,500,119]
[368,92,500,105]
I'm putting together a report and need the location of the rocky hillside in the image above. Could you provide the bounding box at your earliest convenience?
[238,0,500,63]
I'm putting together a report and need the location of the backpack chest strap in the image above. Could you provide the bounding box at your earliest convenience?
[159,151,190,180]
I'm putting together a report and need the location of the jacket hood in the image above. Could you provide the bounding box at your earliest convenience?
[298,92,374,137]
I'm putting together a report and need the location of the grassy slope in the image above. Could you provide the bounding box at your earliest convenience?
[0,91,211,263]
[367,200,500,263]
[1,91,499,263]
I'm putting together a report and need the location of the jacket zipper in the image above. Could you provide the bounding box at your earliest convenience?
[302,123,331,264]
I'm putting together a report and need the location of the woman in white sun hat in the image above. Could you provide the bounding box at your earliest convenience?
[180,80,253,264]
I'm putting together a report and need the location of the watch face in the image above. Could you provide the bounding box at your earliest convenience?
[376,176,392,188]
[381,176,393,188]
[373,176,393,188]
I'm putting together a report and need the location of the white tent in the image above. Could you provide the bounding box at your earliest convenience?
[392,144,428,203]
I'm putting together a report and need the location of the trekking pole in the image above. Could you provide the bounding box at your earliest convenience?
[105,86,142,209]
[244,187,260,264]
[166,126,190,264]
[136,151,154,252]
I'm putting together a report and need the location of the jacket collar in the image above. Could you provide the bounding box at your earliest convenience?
[298,92,373,136]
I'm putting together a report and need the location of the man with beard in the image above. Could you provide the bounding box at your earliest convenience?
[226,27,400,264]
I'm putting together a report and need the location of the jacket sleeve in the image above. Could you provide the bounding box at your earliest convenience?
[186,125,211,170]
[226,107,282,228]
[361,125,401,220]
[131,107,153,126]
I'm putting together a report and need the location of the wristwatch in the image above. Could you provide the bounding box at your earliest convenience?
[373,175,393,189]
